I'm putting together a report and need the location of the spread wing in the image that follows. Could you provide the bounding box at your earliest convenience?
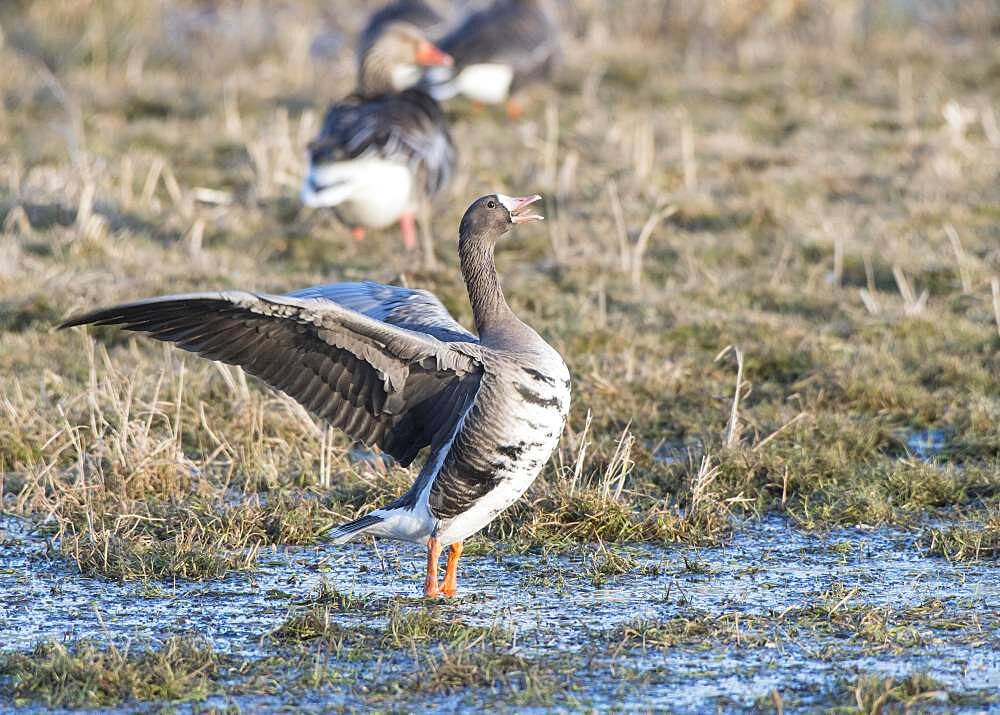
[60,290,483,467]
[309,90,455,196]
[288,281,476,344]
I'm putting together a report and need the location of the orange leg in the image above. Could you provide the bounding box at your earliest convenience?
[400,211,417,250]
[424,536,442,597]
[440,541,463,597]
[351,226,366,241]
[505,98,524,120]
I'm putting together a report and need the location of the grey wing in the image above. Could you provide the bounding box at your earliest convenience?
[288,281,477,344]
[60,291,483,467]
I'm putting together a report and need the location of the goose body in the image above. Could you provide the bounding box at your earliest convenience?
[303,156,413,229]
[61,193,568,598]
[438,62,515,105]
[424,0,559,110]
[303,24,455,248]
[353,332,569,547]
[423,345,570,545]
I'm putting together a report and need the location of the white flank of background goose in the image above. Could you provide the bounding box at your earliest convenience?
[423,0,559,118]
[302,23,456,250]
[60,194,571,598]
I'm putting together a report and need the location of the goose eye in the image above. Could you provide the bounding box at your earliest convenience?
[487,200,496,209]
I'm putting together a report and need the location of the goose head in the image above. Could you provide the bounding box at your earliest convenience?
[358,23,453,96]
[459,193,543,247]
[458,193,543,333]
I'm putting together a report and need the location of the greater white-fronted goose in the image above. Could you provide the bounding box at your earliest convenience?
[60,194,571,598]
[424,0,559,118]
[302,23,456,250]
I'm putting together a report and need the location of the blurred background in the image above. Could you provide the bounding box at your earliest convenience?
[1,1,997,276]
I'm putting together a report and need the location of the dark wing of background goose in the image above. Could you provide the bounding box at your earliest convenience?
[60,291,483,467]
[425,0,559,100]
[309,90,455,198]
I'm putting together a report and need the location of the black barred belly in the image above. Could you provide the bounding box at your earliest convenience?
[427,368,567,522]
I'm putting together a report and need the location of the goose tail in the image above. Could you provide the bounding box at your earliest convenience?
[326,513,383,544]
[301,172,353,208]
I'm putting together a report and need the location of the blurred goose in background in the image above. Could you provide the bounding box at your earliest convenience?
[357,1,450,60]
[302,23,456,251]
[61,193,571,599]
[423,0,559,118]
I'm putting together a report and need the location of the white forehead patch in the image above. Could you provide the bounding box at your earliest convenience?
[496,194,517,212]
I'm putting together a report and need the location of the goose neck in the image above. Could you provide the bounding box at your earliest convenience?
[460,239,513,335]
[358,50,396,97]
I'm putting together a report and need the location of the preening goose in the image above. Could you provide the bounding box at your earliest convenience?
[302,23,456,251]
[60,193,571,598]
[423,0,559,118]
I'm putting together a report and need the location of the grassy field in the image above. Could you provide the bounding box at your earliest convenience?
[1,0,998,710]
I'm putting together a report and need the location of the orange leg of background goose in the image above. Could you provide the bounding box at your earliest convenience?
[505,98,524,120]
[424,536,442,597]
[440,541,463,597]
[351,226,366,241]
[400,212,417,250]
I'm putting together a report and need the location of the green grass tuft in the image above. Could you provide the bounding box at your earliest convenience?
[0,638,230,708]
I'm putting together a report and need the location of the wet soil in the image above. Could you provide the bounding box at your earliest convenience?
[1,515,997,712]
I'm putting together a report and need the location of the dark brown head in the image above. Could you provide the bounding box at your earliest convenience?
[457,193,544,329]
[358,23,452,96]
[458,194,543,248]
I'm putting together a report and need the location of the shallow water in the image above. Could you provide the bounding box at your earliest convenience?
[1,514,998,712]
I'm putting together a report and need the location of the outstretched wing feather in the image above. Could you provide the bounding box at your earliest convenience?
[61,292,483,467]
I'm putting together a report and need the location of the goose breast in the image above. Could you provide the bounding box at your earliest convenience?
[430,345,571,545]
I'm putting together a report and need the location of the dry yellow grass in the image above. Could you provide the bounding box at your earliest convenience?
[0,0,998,585]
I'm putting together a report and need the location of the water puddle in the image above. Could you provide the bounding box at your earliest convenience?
[1,515,997,712]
